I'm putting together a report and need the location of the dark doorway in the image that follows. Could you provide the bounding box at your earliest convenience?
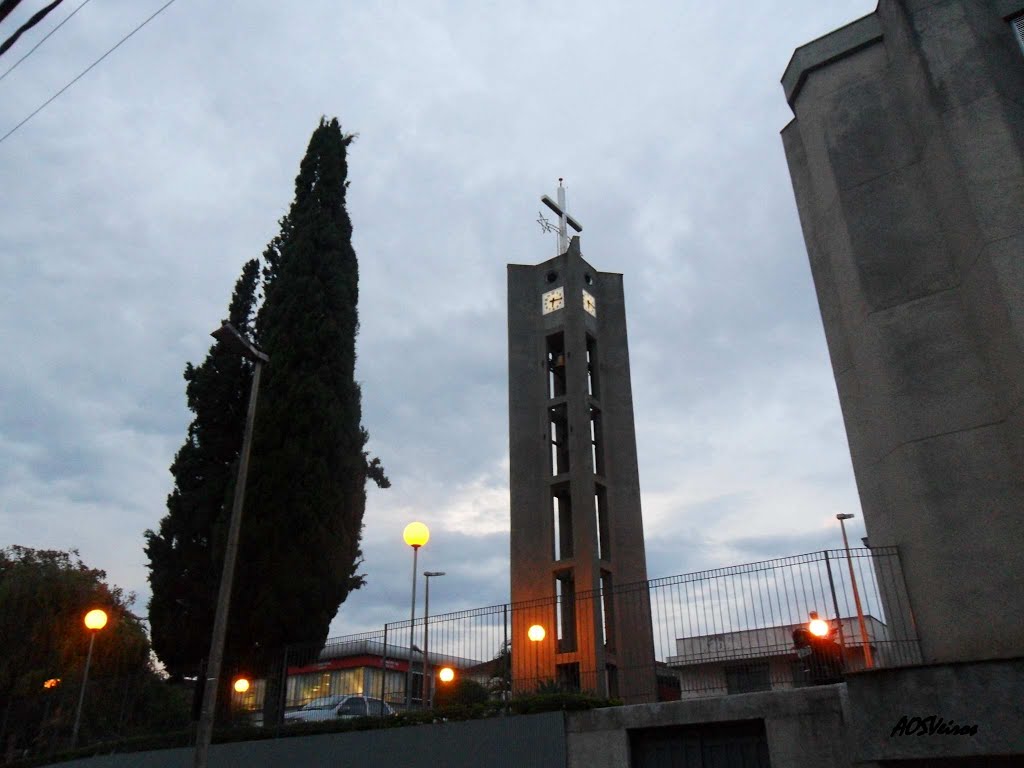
[630,719,770,768]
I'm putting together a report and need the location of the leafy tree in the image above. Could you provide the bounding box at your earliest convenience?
[144,260,260,681]
[0,547,185,755]
[230,117,388,714]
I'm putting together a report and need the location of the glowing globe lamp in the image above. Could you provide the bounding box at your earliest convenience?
[438,667,455,683]
[403,522,430,549]
[233,677,250,694]
[527,624,546,642]
[808,617,830,638]
[84,609,108,631]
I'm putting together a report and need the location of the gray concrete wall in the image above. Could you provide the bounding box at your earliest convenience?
[566,685,851,768]
[781,0,1024,664]
[52,712,567,768]
[844,658,1024,764]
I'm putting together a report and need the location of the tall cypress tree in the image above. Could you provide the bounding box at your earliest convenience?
[144,259,260,681]
[228,118,388,674]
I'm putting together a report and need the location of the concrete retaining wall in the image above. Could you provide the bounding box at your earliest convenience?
[51,712,567,768]
[565,684,851,768]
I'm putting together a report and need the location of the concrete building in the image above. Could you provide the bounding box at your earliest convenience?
[667,615,886,698]
[781,1,1024,764]
[508,219,655,701]
[781,0,1024,667]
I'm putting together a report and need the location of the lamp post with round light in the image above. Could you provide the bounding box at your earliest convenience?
[72,608,108,747]
[403,522,429,708]
[527,624,545,689]
[836,513,874,668]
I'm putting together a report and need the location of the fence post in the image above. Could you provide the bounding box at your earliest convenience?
[275,645,289,736]
[823,550,846,656]
[503,604,509,706]
[380,623,388,716]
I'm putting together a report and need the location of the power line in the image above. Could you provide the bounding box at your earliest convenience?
[0,0,94,84]
[0,0,179,147]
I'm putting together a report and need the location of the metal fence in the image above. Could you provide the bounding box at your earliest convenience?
[2,547,919,761]
[237,545,919,716]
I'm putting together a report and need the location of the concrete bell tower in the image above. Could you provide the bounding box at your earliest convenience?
[507,184,655,702]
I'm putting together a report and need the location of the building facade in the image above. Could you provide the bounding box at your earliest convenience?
[782,0,1024,666]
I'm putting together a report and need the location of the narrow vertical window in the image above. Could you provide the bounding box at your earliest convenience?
[549,404,569,476]
[594,484,610,561]
[585,334,599,398]
[555,570,577,653]
[601,570,616,651]
[589,406,604,475]
[552,485,573,561]
[547,333,566,398]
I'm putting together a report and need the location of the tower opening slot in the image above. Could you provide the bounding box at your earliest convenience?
[552,485,573,561]
[547,333,566,398]
[595,484,610,561]
[549,404,570,476]
[555,570,577,653]
[586,334,599,398]
[589,406,604,475]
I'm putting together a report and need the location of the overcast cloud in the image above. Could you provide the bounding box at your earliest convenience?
[0,0,874,638]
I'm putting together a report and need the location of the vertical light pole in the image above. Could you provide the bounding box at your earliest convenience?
[422,571,445,707]
[194,321,268,768]
[71,609,108,747]
[402,522,429,708]
[527,624,545,689]
[837,513,874,669]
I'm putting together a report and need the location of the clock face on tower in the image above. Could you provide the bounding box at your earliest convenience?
[582,289,596,317]
[542,286,565,314]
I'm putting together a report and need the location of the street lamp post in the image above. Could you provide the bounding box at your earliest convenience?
[402,522,429,708]
[527,624,545,689]
[837,513,874,669]
[71,609,107,747]
[422,571,445,707]
[194,321,268,768]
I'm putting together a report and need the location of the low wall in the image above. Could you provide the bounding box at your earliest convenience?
[51,712,567,768]
[844,657,1024,764]
[565,684,851,768]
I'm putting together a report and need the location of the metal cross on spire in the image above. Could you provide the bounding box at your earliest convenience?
[538,177,583,255]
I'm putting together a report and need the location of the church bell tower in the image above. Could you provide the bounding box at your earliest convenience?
[507,182,655,702]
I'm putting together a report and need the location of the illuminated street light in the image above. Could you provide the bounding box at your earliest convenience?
[836,513,874,668]
[233,677,251,694]
[438,667,455,684]
[808,612,830,638]
[527,625,546,642]
[403,522,429,708]
[72,608,108,747]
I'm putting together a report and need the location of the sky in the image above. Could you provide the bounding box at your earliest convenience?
[0,0,877,640]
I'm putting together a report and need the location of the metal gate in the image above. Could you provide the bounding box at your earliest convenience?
[630,720,770,768]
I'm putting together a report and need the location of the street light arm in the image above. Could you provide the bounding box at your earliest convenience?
[211,321,269,364]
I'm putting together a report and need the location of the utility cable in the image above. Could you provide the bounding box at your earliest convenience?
[0,0,179,147]
[0,0,67,59]
[0,0,93,84]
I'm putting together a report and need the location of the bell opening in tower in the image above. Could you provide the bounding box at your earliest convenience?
[547,333,566,398]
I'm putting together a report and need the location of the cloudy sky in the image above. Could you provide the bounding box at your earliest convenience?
[0,0,876,639]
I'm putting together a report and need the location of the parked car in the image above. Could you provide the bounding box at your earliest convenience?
[283,695,394,723]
